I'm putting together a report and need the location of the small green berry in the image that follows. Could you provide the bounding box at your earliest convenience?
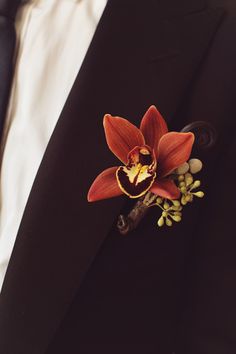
[172,215,182,222]
[178,175,185,182]
[174,211,182,216]
[166,217,173,227]
[189,158,203,174]
[191,180,201,189]
[180,186,187,194]
[185,173,193,186]
[176,162,189,175]
[157,216,165,227]
[185,195,192,202]
[193,191,204,198]
[181,195,187,205]
[156,197,163,204]
[172,200,180,207]
[164,202,170,210]
[171,205,181,211]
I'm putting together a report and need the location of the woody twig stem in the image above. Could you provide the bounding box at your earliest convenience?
[117,192,158,235]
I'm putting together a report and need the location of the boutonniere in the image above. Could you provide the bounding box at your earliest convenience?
[87,105,205,235]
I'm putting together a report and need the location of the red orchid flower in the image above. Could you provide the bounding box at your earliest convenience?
[88,105,194,202]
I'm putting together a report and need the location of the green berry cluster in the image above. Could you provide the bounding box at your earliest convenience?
[156,198,183,227]
[144,158,204,228]
[154,172,204,228]
[178,172,204,205]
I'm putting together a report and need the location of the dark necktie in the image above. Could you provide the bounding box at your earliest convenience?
[0,0,21,140]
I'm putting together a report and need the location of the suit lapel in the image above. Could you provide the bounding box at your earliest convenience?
[0,1,224,353]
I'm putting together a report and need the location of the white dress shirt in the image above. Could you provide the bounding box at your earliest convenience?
[0,0,107,292]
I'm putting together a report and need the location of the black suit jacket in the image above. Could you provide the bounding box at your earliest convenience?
[0,0,236,353]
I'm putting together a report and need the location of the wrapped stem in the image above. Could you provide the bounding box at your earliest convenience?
[117,192,157,235]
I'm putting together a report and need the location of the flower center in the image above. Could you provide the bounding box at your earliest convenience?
[116,146,156,198]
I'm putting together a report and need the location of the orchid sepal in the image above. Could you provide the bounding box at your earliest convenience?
[103,114,145,164]
[87,166,122,202]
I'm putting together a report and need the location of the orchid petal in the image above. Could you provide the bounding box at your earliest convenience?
[103,114,145,164]
[150,179,180,199]
[158,132,195,177]
[87,167,122,202]
[140,105,168,156]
